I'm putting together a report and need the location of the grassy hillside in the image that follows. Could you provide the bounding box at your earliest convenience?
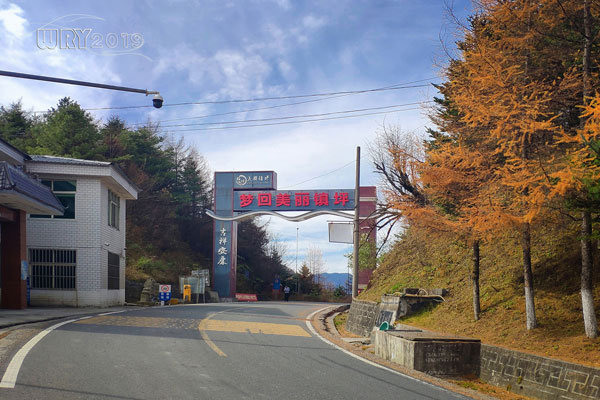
[360,219,600,367]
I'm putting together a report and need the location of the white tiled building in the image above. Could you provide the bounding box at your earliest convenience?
[25,156,138,307]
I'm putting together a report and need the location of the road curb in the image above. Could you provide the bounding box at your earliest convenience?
[0,315,80,331]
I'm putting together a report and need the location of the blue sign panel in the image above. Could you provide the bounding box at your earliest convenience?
[234,189,355,212]
[159,292,171,302]
[233,171,277,190]
[213,219,234,297]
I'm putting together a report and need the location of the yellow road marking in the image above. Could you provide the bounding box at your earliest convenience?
[198,320,311,337]
[198,311,229,357]
[199,328,227,357]
[75,313,311,358]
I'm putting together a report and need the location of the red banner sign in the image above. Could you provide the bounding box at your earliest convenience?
[234,189,355,211]
[235,293,258,302]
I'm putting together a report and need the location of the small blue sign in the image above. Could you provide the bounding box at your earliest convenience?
[21,261,28,281]
[233,171,277,190]
[273,278,281,290]
[159,292,171,302]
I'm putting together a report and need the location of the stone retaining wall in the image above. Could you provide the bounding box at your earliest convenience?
[481,344,600,400]
[347,295,444,337]
[346,299,379,337]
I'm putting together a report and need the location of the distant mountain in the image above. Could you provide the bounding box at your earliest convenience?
[319,272,351,289]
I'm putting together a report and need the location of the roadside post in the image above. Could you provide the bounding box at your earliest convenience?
[159,284,171,305]
[183,284,191,302]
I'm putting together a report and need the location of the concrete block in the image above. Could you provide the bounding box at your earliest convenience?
[374,330,480,377]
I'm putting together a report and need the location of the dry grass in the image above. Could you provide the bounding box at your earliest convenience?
[333,312,362,338]
[449,376,530,400]
[360,222,600,368]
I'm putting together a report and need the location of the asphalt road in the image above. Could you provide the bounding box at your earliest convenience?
[0,302,471,399]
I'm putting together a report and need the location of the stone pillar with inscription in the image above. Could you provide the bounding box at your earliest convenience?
[213,171,277,299]
[213,172,236,299]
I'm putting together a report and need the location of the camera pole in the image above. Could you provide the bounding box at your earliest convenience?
[0,70,162,107]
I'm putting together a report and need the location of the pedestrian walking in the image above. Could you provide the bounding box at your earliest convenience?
[283,285,291,301]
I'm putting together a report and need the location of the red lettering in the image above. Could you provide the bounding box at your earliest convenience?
[334,192,349,206]
[295,192,310,207]
[258,193,272,206]
[239,194,254,207]
[276,193,291,207]
[314,192,329,206]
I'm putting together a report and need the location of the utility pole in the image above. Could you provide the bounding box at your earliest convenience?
[296,226,300,294]
[352,146,360,299]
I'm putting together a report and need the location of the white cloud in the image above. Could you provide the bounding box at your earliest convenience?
[0,3,27,40]
[153,45,272,99]
[278,60,294,79]
[302,14,327,30]
[0,4,123,118]
[273,0,291,10]
[212,50,272,98]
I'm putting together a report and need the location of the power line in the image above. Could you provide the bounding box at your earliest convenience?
[157,101,431,128]
[281,152,372,190]
[281,159,357,189]
[163,105,424,133]
[127,78,437,124]
[129,92,353,126]
[80,79,436,111]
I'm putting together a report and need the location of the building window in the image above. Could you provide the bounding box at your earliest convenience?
[108,190,120,229]
[31,180,76,219]
[29,249,76,290]
[108,252,120,290]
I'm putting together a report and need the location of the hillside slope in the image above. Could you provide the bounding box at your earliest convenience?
[360,220,600,367]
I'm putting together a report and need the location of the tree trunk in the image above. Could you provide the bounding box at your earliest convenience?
[578,0,598,339]
[583,0,591,101]
[581,210,598,338]
[472,239,481,321]
[522,222,537,329]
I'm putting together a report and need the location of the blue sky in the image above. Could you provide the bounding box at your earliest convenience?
[0,0,472,274]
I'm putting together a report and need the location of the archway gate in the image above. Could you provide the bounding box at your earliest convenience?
[207,170,376,299]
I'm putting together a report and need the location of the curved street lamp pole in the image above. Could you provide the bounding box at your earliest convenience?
[0,70,163,107]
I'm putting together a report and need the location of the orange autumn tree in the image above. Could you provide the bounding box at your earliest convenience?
[437,0,600,335]
[438,0,582,330]
[551,95,600,338]
[423,73,504,321]
[372,116,493,321]
[546,0,600,339]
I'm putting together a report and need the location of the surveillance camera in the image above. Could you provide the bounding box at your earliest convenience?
[152,94,163,109]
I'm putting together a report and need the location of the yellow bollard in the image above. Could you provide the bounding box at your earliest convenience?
[183,284,192,302]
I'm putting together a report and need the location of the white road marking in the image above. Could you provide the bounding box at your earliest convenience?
[304,307,467,398]
[98,310,126,316]
[0,318,81,389]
